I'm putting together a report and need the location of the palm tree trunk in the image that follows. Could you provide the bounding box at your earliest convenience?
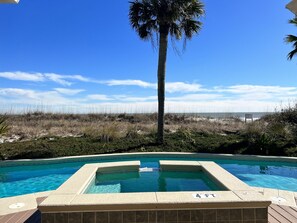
[157,31,169,144]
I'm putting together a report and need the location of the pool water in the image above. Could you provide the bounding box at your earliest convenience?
[86,170,224,194]
[0,156,297,198]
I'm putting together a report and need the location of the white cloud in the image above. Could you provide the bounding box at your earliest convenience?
[215,85,297,101]
[167,94,222,101]
[162,100,276,113]
[1,74,297,113]
[0,71,94,86]
[65,75,91,82]
[87,94,157,102]
[0,72,208,94]
[214,85,297,94]
[54,88,85,95]
[114,95,157,102]
[103,80,155,88]
[101,80,204,93]
[166,82,203,93]
[0,88,37,99]
[0,72,45,82]
[44,73,72,86]
[0,88,76,106]
[243,93,273,100]
[0,100,278,114]
[87,94,112,101]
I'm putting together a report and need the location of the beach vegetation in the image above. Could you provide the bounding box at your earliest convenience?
[0,115,9,136]
[242,104,297,156]
[0,130,244,160]
[1,111,297,160]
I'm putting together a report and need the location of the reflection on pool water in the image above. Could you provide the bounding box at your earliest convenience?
[0,156,297,198]
[86,170,225,194]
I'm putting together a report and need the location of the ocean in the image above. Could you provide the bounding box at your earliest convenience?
[172,112,272,121]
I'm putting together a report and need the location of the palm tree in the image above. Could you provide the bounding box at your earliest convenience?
[129,0,204,143]
[286,17,297,60]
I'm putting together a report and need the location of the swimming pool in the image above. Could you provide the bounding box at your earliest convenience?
[0,153,297,198]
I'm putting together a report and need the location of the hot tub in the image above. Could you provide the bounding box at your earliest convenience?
[38,160,271,223]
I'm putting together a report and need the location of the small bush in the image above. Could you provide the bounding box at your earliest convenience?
[243,108,297,156]
[83,123,122,143]
[263,104,297,125]
[125,125,139,139]
[99,123,121,143]
[285,147,297,157]
[177,127,196,145]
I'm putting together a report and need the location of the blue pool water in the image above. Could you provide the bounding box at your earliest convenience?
[0,155,297,198]
[86,170,225,194]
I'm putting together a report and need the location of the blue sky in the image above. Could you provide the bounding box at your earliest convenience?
[0,0,296,113]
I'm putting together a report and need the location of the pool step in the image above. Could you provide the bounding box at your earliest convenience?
[139,167,159,172]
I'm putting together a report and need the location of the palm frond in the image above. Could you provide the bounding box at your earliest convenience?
[286,17,297,60]
[183,0,205,18]
[285,34,297,43]
[287,48,297,60]
[182,19,202,39]
[129,0,158,40]
[129,0,204,49]
[176,0,204,50]
[129,1,143,29]
[288,17,297,27]
[170,36,182,57]
[169,22,182,40]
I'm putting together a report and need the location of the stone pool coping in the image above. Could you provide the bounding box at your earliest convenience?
[1,188,296,216]
[1,152,297,167]
[38,160,272,213]
[0,191,53,216]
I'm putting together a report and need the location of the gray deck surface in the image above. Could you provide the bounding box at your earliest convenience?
[268,204,297,223]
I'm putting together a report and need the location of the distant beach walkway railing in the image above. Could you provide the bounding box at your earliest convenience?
[244,113,254,123]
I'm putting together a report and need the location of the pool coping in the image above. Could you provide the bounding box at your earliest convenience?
[38,160,272,213]
[1,152,297,167]
[0,190,53,216]
[1,187,296,216]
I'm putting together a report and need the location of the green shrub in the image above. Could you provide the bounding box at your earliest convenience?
[242,121,274,155]
[243,112,296,155]
[263,104,297,125]
[176,127,196,145]
[285,147,297,157]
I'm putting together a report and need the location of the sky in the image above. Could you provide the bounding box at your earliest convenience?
[0,0,296,113]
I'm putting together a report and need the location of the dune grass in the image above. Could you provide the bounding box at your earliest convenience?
[0,116,9,136]
[0,111,296,160]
